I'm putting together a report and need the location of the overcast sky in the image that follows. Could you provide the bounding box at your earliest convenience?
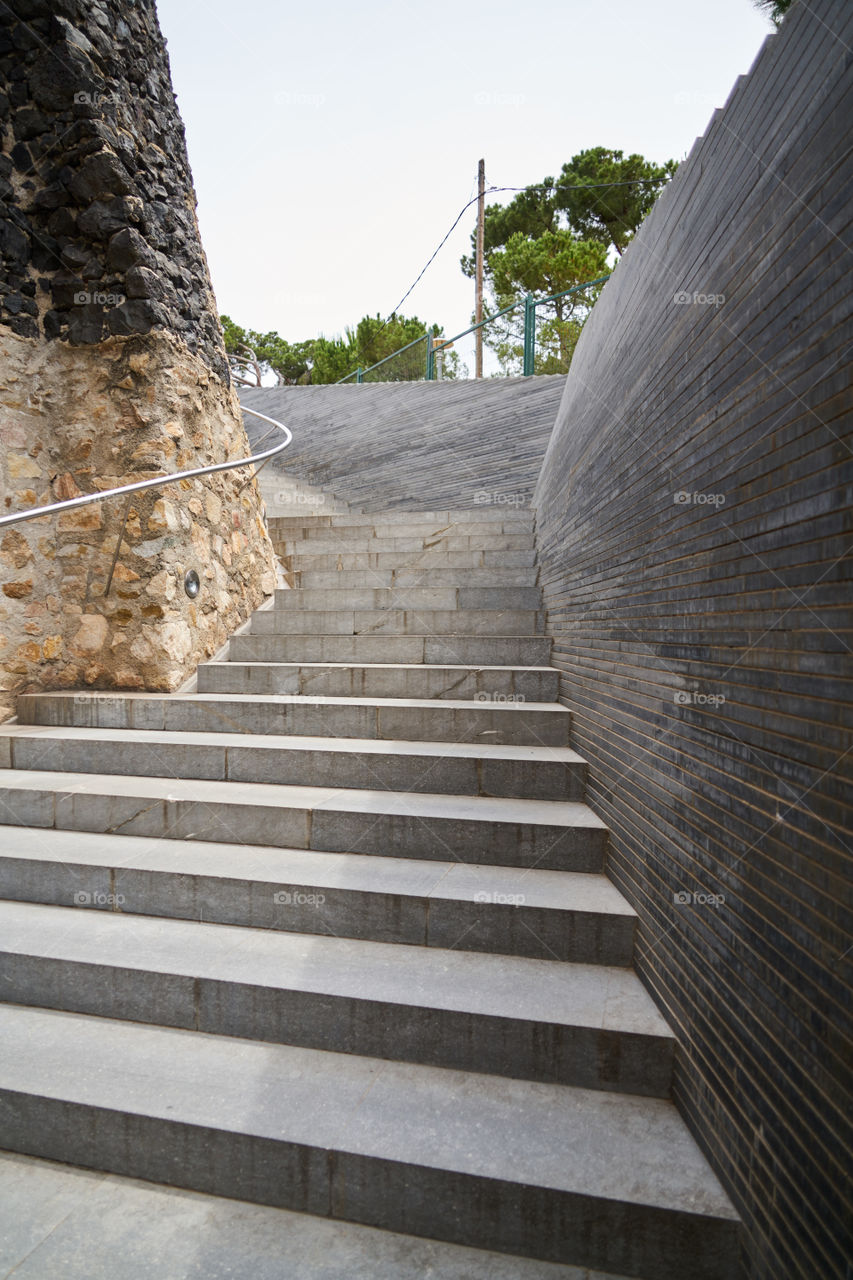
[155,0,772,350]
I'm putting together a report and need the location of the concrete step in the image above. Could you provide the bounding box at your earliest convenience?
[280,548,537,571]
[16,691,570,747]
[0,1005,741,1278]
[0,772,607,869]
[249,608,546,636]
[293,567,537,588]
[274,520,534,540]
[1,725,585,799]
[0,901,674,1094]
[0,1148,642,1280]
[198,660,559,703]
[274,533,535,553]
[272,586,543,611]
[227,632,552,665]
[0,828,630,962]
[268,509,535,528]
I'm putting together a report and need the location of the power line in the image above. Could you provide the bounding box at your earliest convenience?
[377,176,671,335]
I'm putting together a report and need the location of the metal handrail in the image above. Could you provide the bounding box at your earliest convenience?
[0,405,291,531]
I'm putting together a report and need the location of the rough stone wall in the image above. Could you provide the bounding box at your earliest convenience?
[0,0,276,719]
[532,5,852,1278]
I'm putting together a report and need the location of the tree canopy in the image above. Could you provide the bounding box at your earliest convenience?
[460,146,675,374]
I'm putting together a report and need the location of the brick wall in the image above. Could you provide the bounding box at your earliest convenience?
[532,4,852,1277]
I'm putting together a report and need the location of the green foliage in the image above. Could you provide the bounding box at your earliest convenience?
[555,148,678,256]
[221,312,451,386]
[752,0,794,25]
[485,232,608,376]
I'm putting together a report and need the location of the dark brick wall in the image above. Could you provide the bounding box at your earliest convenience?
[532,5,852,1278]
[0,0,228,379]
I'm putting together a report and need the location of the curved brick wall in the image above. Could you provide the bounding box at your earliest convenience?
[533,5,852,1278]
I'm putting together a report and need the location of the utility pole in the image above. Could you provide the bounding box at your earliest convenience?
[475,157,485,379]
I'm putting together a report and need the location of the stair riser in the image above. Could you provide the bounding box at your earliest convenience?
[0,857,627,963]
[197,663,560,704]
[280,550,537,571]
[293,569,536,588]
[0,791,606,871]
[227,635,552,664]
[267,511,535,528]
[0,1093,739,1280]
[0,953,671,1095]
[272,587,543,611]
[15,698,569,747]
[249,610,546,636]
[276,534,534,552]
[5,737,583,799]
[274,522,534,540]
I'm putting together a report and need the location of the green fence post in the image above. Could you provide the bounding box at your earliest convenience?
[522,294,536,376]
[356,367,363,384]
[425,329,435,381]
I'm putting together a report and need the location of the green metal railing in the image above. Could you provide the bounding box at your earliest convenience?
[336,275,610,384]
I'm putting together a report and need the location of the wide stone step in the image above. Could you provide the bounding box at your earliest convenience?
[198,660,559,703]
[276,520,534,540]
[249,608,546,636]
[0,828,629,962]
[0,772,607,869]
[268,508,535,528]
[17,691,569,747]
[1,726,585,799]
[0,901,673,1094]
[0,1148,640,1280]
[280,548,537,571]
[0,1005,740,1278]
[226,633,552,665]
[272,586,543,611]
[275,533,535,553]
[294,567,537,588]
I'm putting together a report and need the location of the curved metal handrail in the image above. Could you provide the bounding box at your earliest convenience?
[0,405,290,530]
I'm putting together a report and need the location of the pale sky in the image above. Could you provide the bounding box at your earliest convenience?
[155,0,773,350]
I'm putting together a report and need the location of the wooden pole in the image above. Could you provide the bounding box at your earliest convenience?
[475,158,485,379]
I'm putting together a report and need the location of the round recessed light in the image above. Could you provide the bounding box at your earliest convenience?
[184,569,200,598]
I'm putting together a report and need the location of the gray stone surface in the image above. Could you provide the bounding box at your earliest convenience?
[0,1006,739,1279]
[0,899,673,1093]
[0,1150,635,1280]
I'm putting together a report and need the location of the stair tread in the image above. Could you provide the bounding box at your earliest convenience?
[2,723,584,763]
[18,690,566,713]
[0,828,633,914]
[0,900,667,1037]
[0,1003,737,1219]
[0,769,604,826]
[0,1149,639,1280]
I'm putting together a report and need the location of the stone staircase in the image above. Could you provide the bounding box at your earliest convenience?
[0,504,740,1279]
